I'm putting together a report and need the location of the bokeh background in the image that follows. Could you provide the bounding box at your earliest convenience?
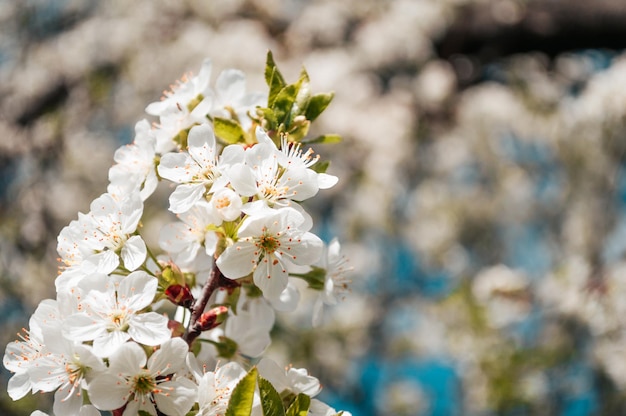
[3,1,626,415]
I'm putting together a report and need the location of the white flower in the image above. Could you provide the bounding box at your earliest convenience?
[30,407,100,416]
[197,362,247,416]
[312,238,352,327]
[309,399,352,416]
[208,69,266,130]
[159,201,220,267]
[158,124,244,214]
[216,208,323,300]
[4,322,45,400]
[229,142,320,212]
[4,298,105,416]
[255,127,338,189]
[108,119,159,201]
[210,187,243,222]
[256,357,322,398]
[56,192,147,283]
[64,271,171,357]
[146,58,213,118]
[200,291,275,359]
[88,338,197,416]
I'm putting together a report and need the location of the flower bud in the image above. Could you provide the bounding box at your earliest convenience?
[165,284,194,308]
[195,305,229,331]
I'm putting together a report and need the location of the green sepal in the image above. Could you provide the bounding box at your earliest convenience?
[285,393,311,416]
[187,93,204,113]
[258,375,286,416]
[244,282,264,299]
[173,127,191,149]
[226,367,258,416]
[214,117,246,144]
[225,286,241,315]
[304,134,342,145]
[215,336,239,360]
[266,51,286,108]
[139,411,152,416]
[304,92,334,122]
[291,266,326,291]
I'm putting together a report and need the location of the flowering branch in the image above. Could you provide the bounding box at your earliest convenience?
[3,51,353,416]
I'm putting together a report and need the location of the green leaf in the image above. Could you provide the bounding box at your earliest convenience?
[304,92,334,122]
[293,68,311,118]
[258,376,286,416]
[291,266,326,290]
[311,160,330,174]
[304,134,342,145]
[265,51,286,108]
[214,117,246,144]
[285,393,311,416]
[272,83,300,128]
[226,367,258,416]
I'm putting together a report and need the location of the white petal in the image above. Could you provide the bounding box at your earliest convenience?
[79,405,102,416]
[220,144,245,167]
[53,386,82,416]
[312,296,325,328]
[88,373,130,411]
[63,314,106,342]
[287,367,321,396]
[317,172,338,189]
[187,124,216,165]
[269,283,300,312]
[216,242,257,279]
[121,235,147,271]
[7,372,32,400]
[154,378,198,416]
[92,330,131,358]
[148,338,188,374]
[158,152,194,183]
[253,255,289,300]
[216,69,246,103]
[228,163,258,197]
[85,250,119,275]
[283,232,323,266]
[169,183,205,214]
[119,271,157,311]
[256,358,289,393]
[108,341,147,373]
[129,313,171,346]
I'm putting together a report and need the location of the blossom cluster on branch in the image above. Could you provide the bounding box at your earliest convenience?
[3,52,351,416]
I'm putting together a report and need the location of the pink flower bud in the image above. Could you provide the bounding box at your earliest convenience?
[165,284,194,308]
[195,305,229,331]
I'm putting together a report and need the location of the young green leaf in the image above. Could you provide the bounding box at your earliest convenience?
[311,160,330,174]
[304,92,334,122]
[293,68,311,118]
[285,393,311,416]
[258,375,286,416]
[272,83,300,128]
[214,117,246,144]
[265,51,286,108]
[225,367,258,416]
[304,134,342,145]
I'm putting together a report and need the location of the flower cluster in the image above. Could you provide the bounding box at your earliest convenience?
[3,53,352,416]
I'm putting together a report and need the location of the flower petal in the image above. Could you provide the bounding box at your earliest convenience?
[121,235,147,271]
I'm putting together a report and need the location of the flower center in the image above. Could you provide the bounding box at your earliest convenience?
[258,234,280,254]
[107,310,130,332]
[133,370,157,395]
[214,195,231,210]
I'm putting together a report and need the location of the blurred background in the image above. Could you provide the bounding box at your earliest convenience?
[3,0,626,415]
